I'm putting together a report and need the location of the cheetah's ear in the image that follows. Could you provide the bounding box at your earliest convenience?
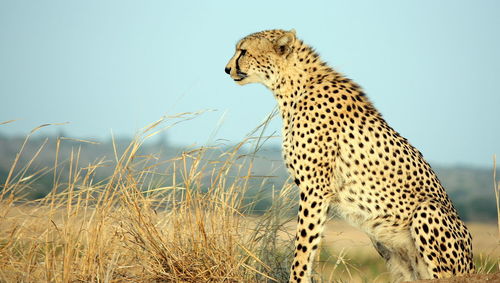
[274,29,296,56]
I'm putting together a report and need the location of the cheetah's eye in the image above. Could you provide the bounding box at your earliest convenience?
[240,49,247,55]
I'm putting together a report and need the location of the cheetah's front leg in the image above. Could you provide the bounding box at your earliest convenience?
[289,179,330,283]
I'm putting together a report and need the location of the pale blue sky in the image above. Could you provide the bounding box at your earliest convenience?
[0,0,499,167]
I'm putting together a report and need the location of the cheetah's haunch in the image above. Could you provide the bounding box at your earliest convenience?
[225,29,475,283]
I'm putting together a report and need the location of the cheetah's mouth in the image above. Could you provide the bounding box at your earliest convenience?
[234,70,248,81]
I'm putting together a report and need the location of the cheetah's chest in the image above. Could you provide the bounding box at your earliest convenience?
[280,109,412,229]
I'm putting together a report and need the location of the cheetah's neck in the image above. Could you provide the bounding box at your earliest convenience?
[266,42,378,121]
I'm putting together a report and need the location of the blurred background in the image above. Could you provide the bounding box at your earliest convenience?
[0,0,499,221]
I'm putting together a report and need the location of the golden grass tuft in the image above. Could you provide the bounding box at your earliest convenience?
[0,115,296,282]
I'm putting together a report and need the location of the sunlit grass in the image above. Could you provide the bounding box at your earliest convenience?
[0,114,296,282]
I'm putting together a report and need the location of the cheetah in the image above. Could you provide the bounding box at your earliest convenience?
[225,29,475,282]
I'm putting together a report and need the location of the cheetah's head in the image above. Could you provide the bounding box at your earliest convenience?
[225,29,296,87]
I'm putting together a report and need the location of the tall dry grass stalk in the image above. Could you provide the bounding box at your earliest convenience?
[494,155,500,271]
[0,114,297,282]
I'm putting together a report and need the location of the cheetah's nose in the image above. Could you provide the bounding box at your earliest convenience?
[225,67,231,74]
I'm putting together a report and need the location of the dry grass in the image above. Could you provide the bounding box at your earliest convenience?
[493,155,500,272]
[0,116,298,282]
[0,116,498,282]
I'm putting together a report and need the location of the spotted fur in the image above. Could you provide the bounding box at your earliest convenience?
[225,29,475,283]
